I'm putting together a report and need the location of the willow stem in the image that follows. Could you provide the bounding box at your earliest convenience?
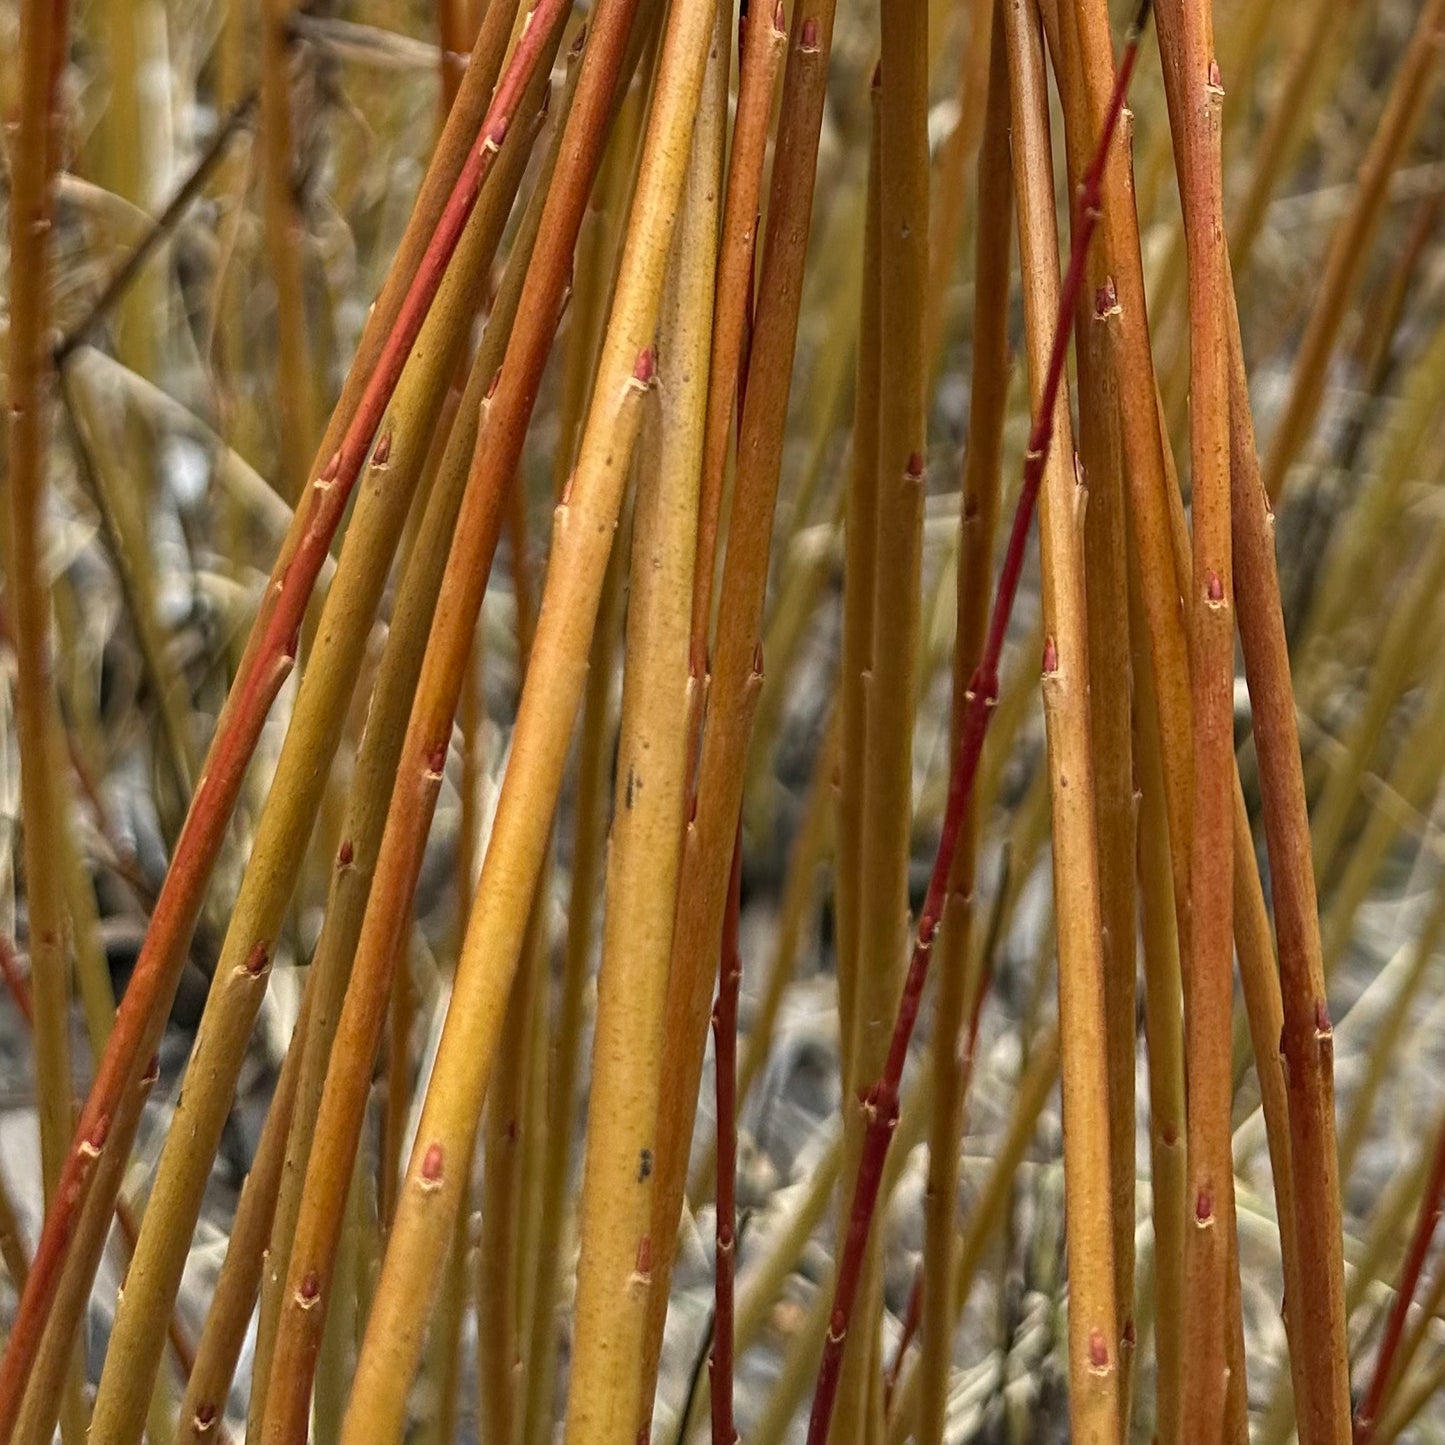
[1002,3,1118,1436]
[251,4,597,1432]
[560,15,719,1437]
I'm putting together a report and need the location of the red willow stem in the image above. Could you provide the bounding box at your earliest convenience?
[0,17,556,1431]
[1354,1108,1445,1444]
[710,824,744,1445]
[884,930,994,1404]
[803,6,1151,1440]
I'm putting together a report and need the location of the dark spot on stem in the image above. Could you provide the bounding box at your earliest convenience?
[638,1148,653,1182]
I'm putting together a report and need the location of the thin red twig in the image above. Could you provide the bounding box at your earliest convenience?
[803,6,1152,1439]
[1354,1107,1445,1443]
[883,926,993,1406]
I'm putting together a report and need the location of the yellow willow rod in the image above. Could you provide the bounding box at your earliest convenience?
[561,33,723,1436]
[186,73,559,1445]
[832,0,931,1422]
[1001,5,1118,1436]
[1043,0,1138,1403]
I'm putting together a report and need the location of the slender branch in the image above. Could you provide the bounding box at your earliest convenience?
[1042,0,1138,1408]
[251,0,599,1429]
[2,1,81,1434]
[1151,0,1237,1433]
[1002,3,1119,1437]
[245,46,569,1440]
[1223,258,1352,1443]
[832,0,931,1420]
[518,53,636,1443]
[260,0,320,497]
[53,90,259,366]
[559,12,720,1437]
[1354,1109,1445,1445]
[7,0,75,1218]
[833,73,883,1119]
